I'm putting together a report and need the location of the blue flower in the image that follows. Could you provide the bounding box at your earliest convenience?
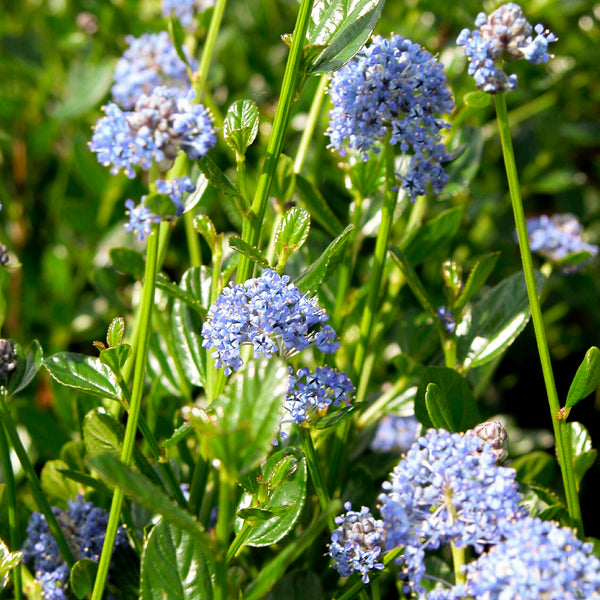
[285,365,354,426]
[379,429,525,595]
[201,270,339,375]
[124,199,162,241]
[155,176,196,216]
[525,213,598,273]
[370,415,420,454]
[162,0,215,27]
[457,3,557,93]
[90,87,216,178]
[326,35,454,201]
[22,496,127,600]
[111,32,196,109]
[448,516,600,599]
[436,306,456,334]
[329,502,385,583]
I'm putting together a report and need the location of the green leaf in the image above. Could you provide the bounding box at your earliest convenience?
[275,207,311,261]
[566,421,597,490]
[140,519,213,600]
[193,214,219,250]
[70,558,98,600]
[453,252,500,315]
[463,91,491,108]
[237,507,276,521]
[168,17,191,67]
[566,347,600,408]
[57,467,112,496]
[83,409,162,487]
[108,248,145,280]
[271,154,296,204]
[197,155,241,199]
[0,538,22,592]
[148,333,184,397]
[44,352,121,401]
[182,172,210,214]
[155,273,207,318]
[295,224,354,293]
[425,382,456,432]
[88,453,208,542]
[415,367,480,432]
[295,174,343,238]
[457,271,545,371]
[162,422,193,449]
[313,404,356,430]
[228,236,270,269]
[99,344,132,375]
[264,570,324,600]
[306,0,386,74]
[107,317,125,347]
[348,153,384,198]
[144,192,179,219]
[41,460,80,507]
[198,359,289,475]
[442,261,463,304]
[443,127,484,196]
[401,208,464,267]
[513,451,556,486]
[235,448,307,547]
[223,99,260,155]
[7,339,43,397]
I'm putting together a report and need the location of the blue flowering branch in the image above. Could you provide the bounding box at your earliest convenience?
[494,92,583,534]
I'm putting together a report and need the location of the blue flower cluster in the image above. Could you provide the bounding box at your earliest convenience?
[329,502,385,583]
[526,213,598,273]
[370,415,419,454]
[457,3,557,93]
[201,269,339,375]
[156,175,196,217]
[285,365,355,425]
[162,0,215,27]
[111,32,196,109]
[22,496,127,600]
[378,428,525,594]
[437,516,600,599]
[90,87,216,178]
[326,35,454,201]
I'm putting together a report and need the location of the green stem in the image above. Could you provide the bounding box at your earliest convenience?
[0,389,75,568]
[451,541,466,586]
[236,0,315,283]
[226,522,253,563]
[494,93,583,534]
[293,74,330,174]
[188,442,209,516]
[0,408,22,600]
[298,427,334,530]
[214,467,235,600]
[91,223,162,600]
[194,0,227,101]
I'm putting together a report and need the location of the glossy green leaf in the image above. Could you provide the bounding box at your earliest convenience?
[140,519,213,600]
[168,17,191,67]
[193,214,219,250]
[443,127,484,196]
[237,507,276,521]
[457,271,545,371]
[202,359,289,475]
[453,252,500,315]
[0,538,22,592]
[235,448,306,547]
[274,207,311,260]
[566,346,600,408]
[313,404,356,429]
[155,273,206,318]
[264,570,324,600]
[271,154,296,204]
[348,153,384,198]
[88,453,208,541]
[161,422,193,449]
[148,333,183,397]
[425,382,456,432]
[566,421,597,490]
[7,339,43,397]
[401,208,464,267]
[463,91,491,108]
[512,451,556,487]
[57,467,112,496]
[110,247,146,279]
[70,558,98,600]
[228,236,270,269]
[183,172,210,214]
[144,192,178,218]
[99,344,131,375]
[306,0,386,74]
[106,317,125,347]
[44,352,121,401]
[295,224,354,293]
[223,99,259,155]
[197,155,241,199]
[442,261,463,304]
[267,453,299,489]
[295,174,343,238]
[415,367,480,432]
[40,460,80,507]
[83,409,162,487]
[172,267,211,388]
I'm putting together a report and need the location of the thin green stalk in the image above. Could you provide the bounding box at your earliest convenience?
[293,74,330,174]
[188,442,209,516]
[226,522,253,563]
[0,413,22,600]
[298,427,334,530]
[214,467,235,600]
[450,542,466,586]
[494,93,583,534]
[194,0,227,102]
[237,0,315,283]
[0,389,75,568]
[91,223,162,600]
